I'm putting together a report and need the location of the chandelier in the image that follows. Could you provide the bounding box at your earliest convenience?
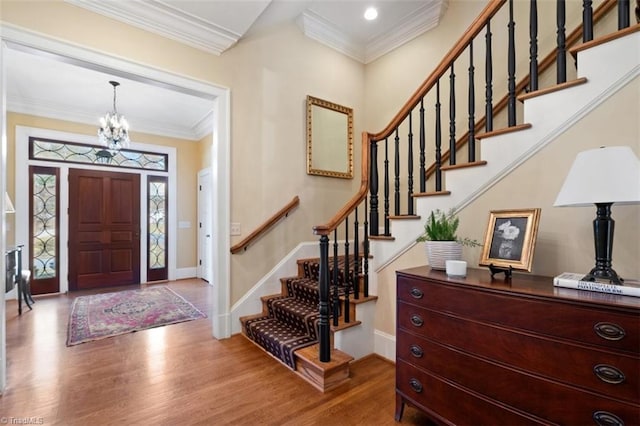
[98,80,130,154]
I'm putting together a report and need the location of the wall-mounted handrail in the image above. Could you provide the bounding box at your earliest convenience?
[230,196,300,254]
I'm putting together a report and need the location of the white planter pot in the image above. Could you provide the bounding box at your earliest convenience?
[424,241,462,270]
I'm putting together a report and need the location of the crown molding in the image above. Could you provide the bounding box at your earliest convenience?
[8,96,206,141]
[297,10,365,63]
[65,0,239,55]
[298,0,448,64]
[365,1,448,63]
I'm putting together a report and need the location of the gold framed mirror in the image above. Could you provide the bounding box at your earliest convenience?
[306,95,353,179]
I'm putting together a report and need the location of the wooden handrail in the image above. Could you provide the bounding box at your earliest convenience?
[313,133,370,236]
[372,0,507,141]
[230,196,300,253]
[424,0,618,180]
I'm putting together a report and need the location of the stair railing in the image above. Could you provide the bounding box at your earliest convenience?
[313,0,633,362]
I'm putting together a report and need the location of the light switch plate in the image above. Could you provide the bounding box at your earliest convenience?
[230,222,241,236]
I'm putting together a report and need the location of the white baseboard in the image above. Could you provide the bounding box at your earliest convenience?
[374,329,396,362]
[3,288,17,301]
[175,267,197,280]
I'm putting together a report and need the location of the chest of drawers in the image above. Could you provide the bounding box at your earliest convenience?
[395,266,640,425]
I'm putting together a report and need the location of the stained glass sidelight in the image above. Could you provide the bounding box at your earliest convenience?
[148,177,167,273]
[32,171,57,280]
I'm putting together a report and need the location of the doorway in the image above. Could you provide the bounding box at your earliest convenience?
[68,169,141,290]
[3,26,232,342]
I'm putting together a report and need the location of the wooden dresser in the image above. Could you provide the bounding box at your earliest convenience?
[395,266,640,425]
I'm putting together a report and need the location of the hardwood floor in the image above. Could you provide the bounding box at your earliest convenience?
[1,279,431,425]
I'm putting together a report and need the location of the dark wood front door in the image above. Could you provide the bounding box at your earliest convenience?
[68,169,140,290]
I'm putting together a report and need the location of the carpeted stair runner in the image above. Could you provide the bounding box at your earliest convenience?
[243,256,356,370]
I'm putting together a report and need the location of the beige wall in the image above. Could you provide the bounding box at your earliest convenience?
[197,133,213,171]
[5,112,200,269]
[222,24,364,302]
[364,0,486,131]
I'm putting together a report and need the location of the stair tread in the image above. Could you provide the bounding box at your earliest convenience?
[440,160,487,172]
[517,77,588,102]
[413,190,452,198]
[475,123,532,139]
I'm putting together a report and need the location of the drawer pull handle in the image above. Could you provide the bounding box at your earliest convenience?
[410,288,424,299]
[594,364,626,385]
[593,410,624,426]
[409,378,423,393]
[410,315,424,327]
[594,322,626,341]
[409,344,424,358]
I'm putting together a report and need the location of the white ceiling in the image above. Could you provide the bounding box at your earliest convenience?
[6,0,448,141]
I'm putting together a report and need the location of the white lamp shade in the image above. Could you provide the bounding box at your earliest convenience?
[554,146,640,207]
[5,192,15,213]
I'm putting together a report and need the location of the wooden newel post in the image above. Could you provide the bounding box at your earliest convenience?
[318,234,331,362]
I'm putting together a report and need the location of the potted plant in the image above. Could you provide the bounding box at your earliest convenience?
[416,209,481,270]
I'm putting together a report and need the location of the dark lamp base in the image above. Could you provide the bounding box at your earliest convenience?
[583,266,624,286]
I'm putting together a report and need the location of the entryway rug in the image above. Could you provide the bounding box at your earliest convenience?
[66,286,206,346]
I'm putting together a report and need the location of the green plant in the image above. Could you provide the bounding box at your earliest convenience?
[416,209,481,247]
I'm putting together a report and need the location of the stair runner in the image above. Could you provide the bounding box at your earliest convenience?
[243,256,355,370]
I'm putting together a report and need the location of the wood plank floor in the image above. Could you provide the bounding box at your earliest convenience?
[1,279,432,425]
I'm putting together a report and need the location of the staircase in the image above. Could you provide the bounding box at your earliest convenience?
[240,256,376,391]
[236,0,639,390]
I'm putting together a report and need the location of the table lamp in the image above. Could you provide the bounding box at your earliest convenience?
[4,192,15,213]
[554,146,640,285]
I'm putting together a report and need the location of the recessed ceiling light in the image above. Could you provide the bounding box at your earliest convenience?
[364,7,378,21]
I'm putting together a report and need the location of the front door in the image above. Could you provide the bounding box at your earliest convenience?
[68,169,140,290]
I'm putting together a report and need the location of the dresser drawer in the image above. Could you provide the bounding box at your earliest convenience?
[398,301,640,403]
[397,359,545,425]
[397,330,640,425]
[397,276,640,354]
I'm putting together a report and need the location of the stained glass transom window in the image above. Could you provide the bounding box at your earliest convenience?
[30,137,168,171]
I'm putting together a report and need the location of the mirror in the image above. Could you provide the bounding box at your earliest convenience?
[306,95,353,179]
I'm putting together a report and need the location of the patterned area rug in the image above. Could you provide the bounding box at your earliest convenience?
[66,286,206,346]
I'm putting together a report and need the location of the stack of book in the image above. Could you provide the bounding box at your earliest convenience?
[553,272,640,298]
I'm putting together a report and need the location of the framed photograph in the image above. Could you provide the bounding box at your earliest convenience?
[479,208,541,272]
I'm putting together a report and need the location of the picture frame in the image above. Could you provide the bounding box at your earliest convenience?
[479,208,541,272]
[306,95,353,179]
